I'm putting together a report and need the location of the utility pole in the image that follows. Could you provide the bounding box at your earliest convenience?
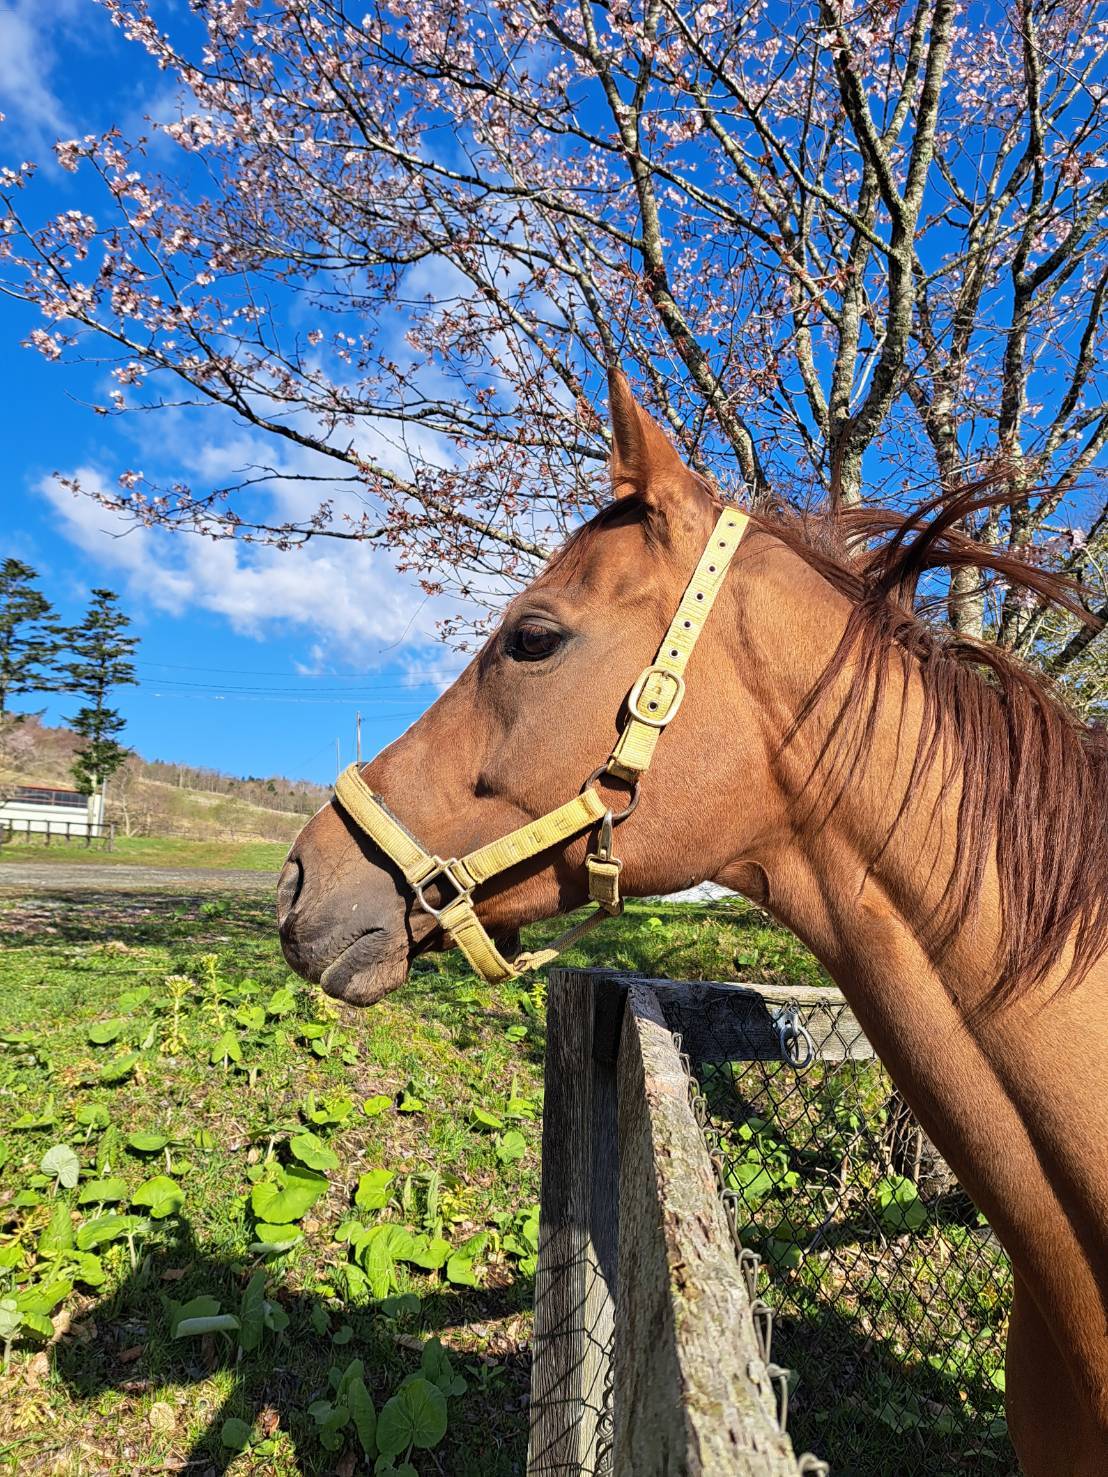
[356,711,362,765]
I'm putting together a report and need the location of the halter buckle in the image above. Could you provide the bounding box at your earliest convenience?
[627,666,686,728]
[412,857,473,921]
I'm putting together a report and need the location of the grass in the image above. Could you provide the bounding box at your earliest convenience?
[0,836,289,871]
[0,882,1009,1475]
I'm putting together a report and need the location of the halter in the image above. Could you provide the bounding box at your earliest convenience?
[333,505,750,985]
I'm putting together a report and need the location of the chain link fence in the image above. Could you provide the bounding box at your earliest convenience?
[662,983,1015,1477]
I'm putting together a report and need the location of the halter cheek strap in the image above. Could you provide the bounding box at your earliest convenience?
[333,505,750,985]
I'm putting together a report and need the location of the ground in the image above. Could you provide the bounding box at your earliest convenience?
[0,849,1009,1475]
[0,851,822,1476]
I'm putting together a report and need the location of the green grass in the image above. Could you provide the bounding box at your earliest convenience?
[0,885,813,1474]
[0,884,1009,1475]
[0,836,289,871]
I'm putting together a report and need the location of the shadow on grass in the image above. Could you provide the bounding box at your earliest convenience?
[54,1217,532,1476]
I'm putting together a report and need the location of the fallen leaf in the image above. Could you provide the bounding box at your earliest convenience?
[118,1344,145,1364]
[50,1309,72,1342]
[26,1352,50,1384]
[160,1267,189,1282]
[258,1406,280,1437]
[148,1400,176,1434]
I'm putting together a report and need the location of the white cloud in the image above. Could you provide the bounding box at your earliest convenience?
[36,468,454,661]
[0,0,81,155]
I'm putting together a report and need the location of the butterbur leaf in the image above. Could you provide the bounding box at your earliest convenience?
[238,1269,266,1353]
[69,1251,106,1287]
[15,1278,72,1317]
[251,1164,327,1223]
[265,987,297,1016]
[126,1132,169,1154]
[446,1233,488,1288]
[132,1176,185,1218]
[100,1053,140,1084]
[376,1377,447,1457]
[470,1107,503,1132]
[0,1300,20,1340]
[235,1005,266,1031]
[74,1104,110,1131]
[75,1213,133,1251]
[41,1143,81,1189]
[209,1030,242,1065]
[168,1294,219,1336]
[250,1222,302,1253]
[88,1019,125,1046]
[378,1293,420,1320]
[494,1130,526,1165]
[263,1299,289,1334]
[77,1178,128,1206]
[220,1417,252,1451]
[38,1201,74,1257]
[175,1313,241,1338]
[288,1132,339,1172]
[117,987,151,1013]
[362,1095,391,1117]
[348,1375,377,1456]
[354,1170,394,1212]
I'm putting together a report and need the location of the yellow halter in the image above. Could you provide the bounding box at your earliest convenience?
[333,505,750,985]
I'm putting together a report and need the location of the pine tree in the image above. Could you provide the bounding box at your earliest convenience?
[0,559,59,716]
[61,589,139,796]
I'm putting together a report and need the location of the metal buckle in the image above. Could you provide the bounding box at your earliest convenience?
[411,857,472,921]
[626,665,686,728]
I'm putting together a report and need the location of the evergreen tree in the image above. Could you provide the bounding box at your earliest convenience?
[62,589,139,796]
[0,559,59,716]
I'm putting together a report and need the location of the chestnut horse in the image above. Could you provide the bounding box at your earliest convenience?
[279,373,1108,1474]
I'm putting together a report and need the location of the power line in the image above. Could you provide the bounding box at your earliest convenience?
[136,659,465,683]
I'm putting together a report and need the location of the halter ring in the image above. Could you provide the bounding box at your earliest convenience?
[583,765,641,823]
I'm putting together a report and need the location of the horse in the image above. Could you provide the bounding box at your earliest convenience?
[278,370,1108,1475]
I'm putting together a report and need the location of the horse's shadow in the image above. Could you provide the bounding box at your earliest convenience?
[55,1216,532,1475]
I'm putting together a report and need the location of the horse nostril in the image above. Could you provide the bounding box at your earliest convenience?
[276,857,304,927]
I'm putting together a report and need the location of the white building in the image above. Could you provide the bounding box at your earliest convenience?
[0,784,105,841]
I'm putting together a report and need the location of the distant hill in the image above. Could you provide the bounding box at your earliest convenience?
[8,716,329,844]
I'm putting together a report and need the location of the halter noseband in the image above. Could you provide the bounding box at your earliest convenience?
[333,505,750,985]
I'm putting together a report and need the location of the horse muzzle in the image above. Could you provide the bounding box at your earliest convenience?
[277,803,414,1006]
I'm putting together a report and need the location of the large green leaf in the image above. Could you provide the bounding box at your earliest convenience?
[354,1169,394,1212]
[288,1132,339,1172]
[88,1019,125,1046]
[38,1201,74,1257]
[75,1213,134,1251]
[132,1176,185,1218]
[238,1269,266,1354]
[40,1144,80,1189]
[251,1164,327,1223]
[376,1378,447,1458]
[347,1375,377,1456]
[77,1177,128,1206]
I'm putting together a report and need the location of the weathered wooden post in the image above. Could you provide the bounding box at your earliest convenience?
[528,969,801,1477]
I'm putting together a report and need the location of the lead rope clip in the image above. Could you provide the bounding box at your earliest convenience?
[585,809,624,915]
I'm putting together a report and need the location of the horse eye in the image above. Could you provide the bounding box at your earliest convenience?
[507,623,564,662]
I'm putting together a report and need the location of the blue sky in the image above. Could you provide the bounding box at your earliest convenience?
[0,1,464,785]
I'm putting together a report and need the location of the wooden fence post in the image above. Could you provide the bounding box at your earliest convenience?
[527,968,623,1476]
[614,981,798,1475]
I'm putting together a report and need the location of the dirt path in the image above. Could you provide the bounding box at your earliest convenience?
[0,861,277,893]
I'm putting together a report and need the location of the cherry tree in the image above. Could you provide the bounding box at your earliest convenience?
[1,0,1106,674]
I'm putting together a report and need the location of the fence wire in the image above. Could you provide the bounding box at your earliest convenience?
[665,987,1015,1477]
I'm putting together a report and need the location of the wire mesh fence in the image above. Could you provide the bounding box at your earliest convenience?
[661,983,1015,1477]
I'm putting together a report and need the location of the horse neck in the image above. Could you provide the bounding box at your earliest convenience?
[723,542,1108,1374]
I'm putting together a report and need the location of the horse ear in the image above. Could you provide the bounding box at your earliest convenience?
[608,368,693,503]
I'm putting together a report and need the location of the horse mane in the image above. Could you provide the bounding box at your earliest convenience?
[549,482,1107,1009]
[750,485,1108,1011]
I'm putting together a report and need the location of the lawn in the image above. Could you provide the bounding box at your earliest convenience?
[0,837,289,872]
[0,881,1009,1475]
[0,885,818,1475]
